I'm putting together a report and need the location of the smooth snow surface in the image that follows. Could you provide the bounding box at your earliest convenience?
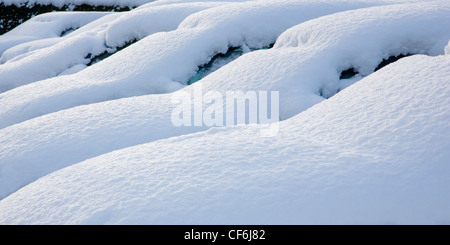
[0,0,449,201]
[0,11,110,56]
[0,0,448,225]
[0,53,449,224]
[445,40,450,55]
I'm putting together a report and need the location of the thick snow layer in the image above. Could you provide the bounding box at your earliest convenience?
[0,2,230,91]
[0,0,247,58]
[0,0,154,7]
[104,2,231,48]
[0,11,110,56]
[141,0,251,7]
[221,0,450,118]
[0,0,421,129]
[0,1,448,200]
[0,53,448,224]
[445,40,450,55]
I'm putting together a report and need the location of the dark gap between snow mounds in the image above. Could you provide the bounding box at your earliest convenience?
[0,3,135,35]
[319,53,414,99]
[85,39,138,66]
[60,27,78,37]
[187,43,274,85]
[374,54,411,72]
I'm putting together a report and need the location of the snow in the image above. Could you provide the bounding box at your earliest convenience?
[0,0,424,129]
[0,1,448,202]
[446,40,450,55]
[0,2,231,91]
[0,52,448,224]
[0,0,155,8]
[0,11,110,56]
[0,0,448,225]
[58,63,87,76]
[104,2,232,48]
[140,0,250,7]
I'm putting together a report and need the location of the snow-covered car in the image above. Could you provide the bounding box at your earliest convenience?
[0,0,449,224]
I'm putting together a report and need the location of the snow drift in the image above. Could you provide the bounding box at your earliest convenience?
[0,0,448,225]
[0,52,448,224]
[0,0,154,8]
[0,1,449,201]
[0,11,110,56]
[0,0,416,129]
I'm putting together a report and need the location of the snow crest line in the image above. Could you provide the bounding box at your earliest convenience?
[171,83,280,137]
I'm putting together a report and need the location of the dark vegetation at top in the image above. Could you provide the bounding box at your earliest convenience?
[86,39,138,66]
[338,53,414,81]
[374,54,412,71]
[0,2,135,35]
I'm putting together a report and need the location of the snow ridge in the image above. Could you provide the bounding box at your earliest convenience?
[1,53,448,224]
[0,0,448,225]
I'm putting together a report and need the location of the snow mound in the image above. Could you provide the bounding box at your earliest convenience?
[0,1,448,199]
[0,2,229,92]
[139,0,250,8]
[0,53,448,224]
[445,40,450,55]
[0,0,418,129]
[0,11,110,56]
[0,0,154,8]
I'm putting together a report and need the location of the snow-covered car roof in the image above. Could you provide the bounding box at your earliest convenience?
[0,0,449,224]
